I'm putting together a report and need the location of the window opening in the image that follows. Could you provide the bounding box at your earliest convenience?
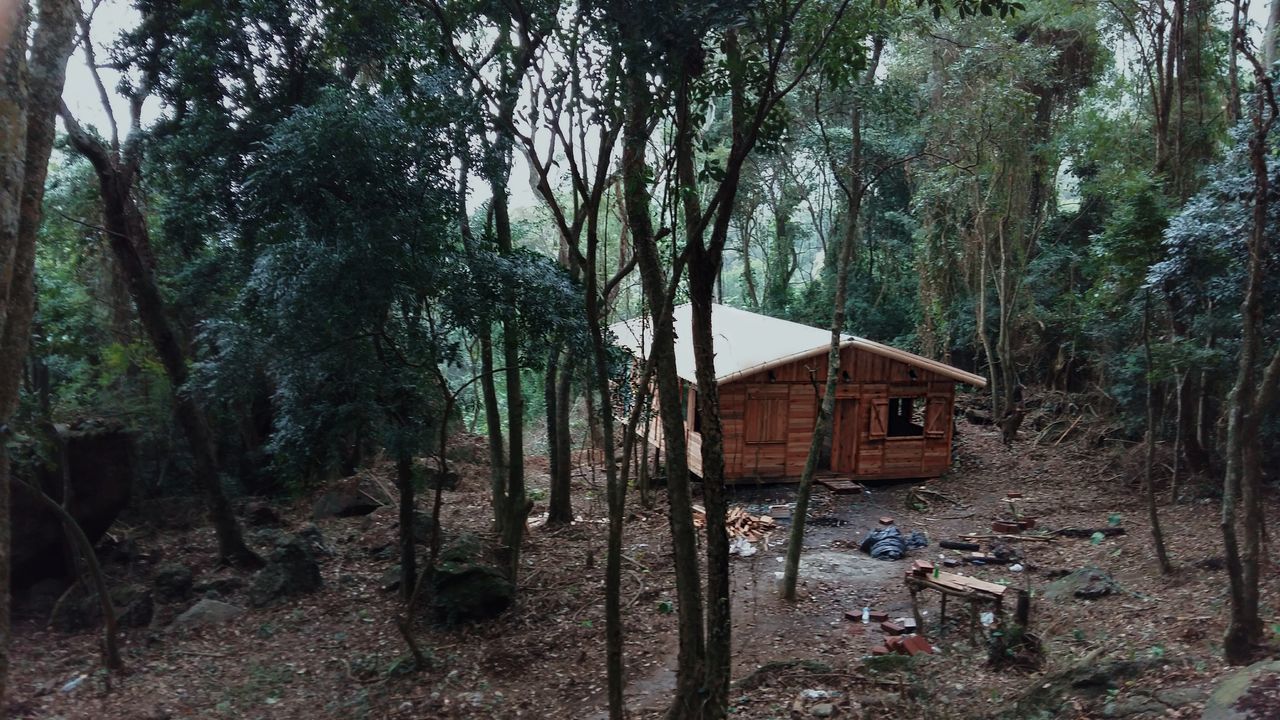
[887,397,925,437]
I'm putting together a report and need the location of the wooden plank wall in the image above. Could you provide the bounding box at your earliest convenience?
[720,346,955,481]
[637,346,958,483]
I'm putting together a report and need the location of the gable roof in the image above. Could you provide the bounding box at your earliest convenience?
[608,303,986,388]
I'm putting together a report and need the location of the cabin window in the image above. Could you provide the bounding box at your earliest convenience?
[744,393,787,444]
[886,397,925,438]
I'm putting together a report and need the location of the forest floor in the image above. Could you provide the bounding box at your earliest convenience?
[8,414,1279,720]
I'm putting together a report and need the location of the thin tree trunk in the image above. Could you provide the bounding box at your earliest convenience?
[544,347,561,520]
[480,326,506,532]
[784,60,874,599]
[61,112,260,568]
[396,449,416,603]
[490,176,530,580]
[1143,293,1172,573]
[16,479,122,669]
[1221,57,1276,663]
[630,179,705,720]
[548,349,575,524]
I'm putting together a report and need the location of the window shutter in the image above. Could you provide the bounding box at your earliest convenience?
[869,399,889,439]
[925,395,949,438]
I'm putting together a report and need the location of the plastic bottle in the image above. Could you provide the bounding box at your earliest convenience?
[861,606,870,623]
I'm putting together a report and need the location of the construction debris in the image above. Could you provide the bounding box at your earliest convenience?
[692,505,778,543]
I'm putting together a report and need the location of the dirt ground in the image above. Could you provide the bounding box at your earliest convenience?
[9,416,1279,719]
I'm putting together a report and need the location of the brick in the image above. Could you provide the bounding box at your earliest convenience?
[901,635,934,655]
[992,520,1021,533]
[879,516,895,525]
[881,621,905,635]
[869,611,890,622]
[901,618,918,632]
[885,635,906,650]
[912,560,935,576]
[871,645,890,656]
[943,558,960,568]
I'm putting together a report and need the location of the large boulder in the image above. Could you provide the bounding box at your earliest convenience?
[1202,660,1280,720]
[312,478,384,519]
[248,533,323,607]
[173,598,245,629]
[51,584,153,632]
[12,422,135,587]
[430,534,514,625]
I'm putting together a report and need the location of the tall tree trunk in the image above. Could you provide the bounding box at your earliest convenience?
[630,171,706,720]
[0,2,80,702]
[491,181,530,580]
[1220,59,1276,664]
[783,31,884,598]
[61,110,259,568]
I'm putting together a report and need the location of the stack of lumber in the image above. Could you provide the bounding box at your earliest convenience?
[692,505,777,542]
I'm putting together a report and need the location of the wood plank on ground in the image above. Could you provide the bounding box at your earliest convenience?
[817,478,866,494]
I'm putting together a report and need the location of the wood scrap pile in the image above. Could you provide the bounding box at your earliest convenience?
[692,505,777,542]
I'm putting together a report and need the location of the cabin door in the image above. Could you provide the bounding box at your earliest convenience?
[830,399,860,474]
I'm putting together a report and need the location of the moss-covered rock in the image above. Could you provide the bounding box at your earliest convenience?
[429,533,513,625]
[248,534,322,607]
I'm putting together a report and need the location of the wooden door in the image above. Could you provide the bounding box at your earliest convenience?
[831,399,859,473]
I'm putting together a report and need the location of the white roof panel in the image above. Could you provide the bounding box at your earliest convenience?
[608,303,986,388]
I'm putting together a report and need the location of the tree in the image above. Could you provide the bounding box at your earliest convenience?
[784,12,886,601]
[0,0,79,704]
[1216,41,1278,664]
[60,95,260,566]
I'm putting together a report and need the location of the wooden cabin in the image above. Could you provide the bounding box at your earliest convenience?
[610,304,986,483]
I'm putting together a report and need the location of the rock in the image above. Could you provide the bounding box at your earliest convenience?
[1202,660,1280,720]
[173,598,245,629]
[423,468,459,490]
[1154,686,1208,707]
[380,565,403,593]
[412,512,440,545]
[1102,698,1165,717]
[192,576,246,599]
[118,589,155,627]
[244,500,283,528]
[1045,567,1120,600]
[312,478,383,519]
[51,584,152,632]
[430,534,514,625]
[248,534,322,607]
[297,523,331,556]
[153,563,194,603]
[810,703,836,717]
[12,423,135,588]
